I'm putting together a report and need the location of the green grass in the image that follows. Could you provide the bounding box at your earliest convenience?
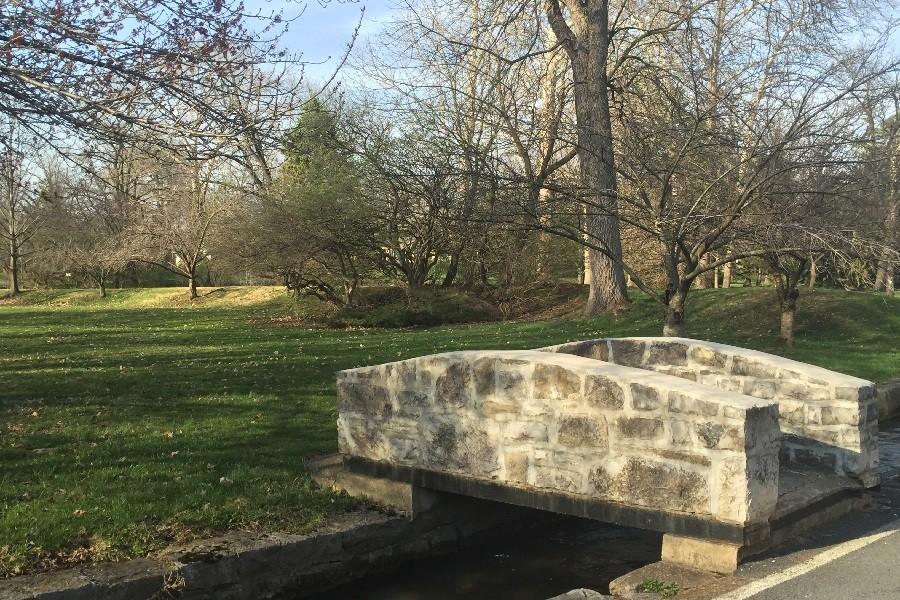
[638,577,681,597]
[1,285,899,576]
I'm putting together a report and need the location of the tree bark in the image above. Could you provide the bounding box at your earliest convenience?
[808,257,817,289]
[779,288,799,346]
[6,236,19,296]
[545,0,628,316]
[722,261,732,288]
[99,280,107,299]
[695,256,713,289]
[663,286,687,337]
[188,271,198,300]
[442,250,461,288]
[876,140,900,295]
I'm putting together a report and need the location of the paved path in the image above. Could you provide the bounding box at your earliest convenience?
[708,422,900,600]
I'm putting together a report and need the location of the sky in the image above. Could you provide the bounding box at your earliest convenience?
[280,0,900,84]
[274,0,394,83]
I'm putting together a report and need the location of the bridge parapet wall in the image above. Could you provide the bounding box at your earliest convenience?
[540,338,879,486]
[337,350,780,527]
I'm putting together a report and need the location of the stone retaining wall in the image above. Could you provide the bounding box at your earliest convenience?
[0,496,540,600]
[337,350,781,526]
[540,338,879,487]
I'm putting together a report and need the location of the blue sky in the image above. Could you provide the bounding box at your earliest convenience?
[277,0,394,83]
[282,0,900,84]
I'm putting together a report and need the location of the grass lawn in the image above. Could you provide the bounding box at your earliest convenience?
[1,285,899,577]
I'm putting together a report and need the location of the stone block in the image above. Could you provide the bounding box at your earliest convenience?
[667,392,719,417]
[608,339,646,368]
[689,346,727,368]
[651,449,711,467]
[338,417,388,460]
[821,406,861,426]
[435,361,472,408]
[472,357,496,396]
[661,534,742,574]
[395,389,429,418]
[533,364,582,401]
[521,398,553,418]
[630,383,662,411]
[777,380,830,402]
[535,464,582,493]
[590,457,709,514]
[503,451,530,484]
[646,341,689,366]
[834,384,875,402]
[732,356,776,379]
[778,399,806,426]
[389,360,419,390]
[670,419,694,446]
[716,376,746,393]
[497,369,528,400]
[742,379,777,399]
[616,417,664,440]
[557,415,608,448]
[653,366,699,381]
[424,422,499,476]
[694,422,743,450]
[586,342,611,362]
[338,380,392,418]
[557,341,610,362]
[480,398,518,417]
[504,421,549,444]
[584,375,625,410]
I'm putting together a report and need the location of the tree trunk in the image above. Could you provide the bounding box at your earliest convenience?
[578,91,629,313]
[779,288,799,346]
[714,266,720,288]
[99,280,107,299]
[876,141,900,295]
[6,238,19,296]
[875,260,895,295]
[663,286,687,337]
[545,0,628,316]
[442,251,461,288]
[722,261,732,288]
[695,256,713,289]
[188,271,198,300]
[808,257,817,289]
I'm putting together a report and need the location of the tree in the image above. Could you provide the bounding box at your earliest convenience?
[541,0,634,314]
[0,0,315,154]
[0,120,42,296]
[528,0,898,335]
[244,100,375,305]
[122,149,233,300]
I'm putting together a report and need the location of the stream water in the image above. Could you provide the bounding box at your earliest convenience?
[307,516,661,600]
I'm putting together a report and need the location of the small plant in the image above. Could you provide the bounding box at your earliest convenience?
[638,577,680,598]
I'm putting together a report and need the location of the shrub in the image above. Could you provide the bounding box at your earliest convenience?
[330,287,501,327]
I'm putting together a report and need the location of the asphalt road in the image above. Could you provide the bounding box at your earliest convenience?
[711,423,900,600]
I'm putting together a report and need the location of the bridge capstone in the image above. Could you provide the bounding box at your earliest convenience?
[338,349,781,526]
[540,338,879,487]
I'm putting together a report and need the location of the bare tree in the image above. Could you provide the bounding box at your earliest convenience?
[122,149,234,299]
[0,119,43,296]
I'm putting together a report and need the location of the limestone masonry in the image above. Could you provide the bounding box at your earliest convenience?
[337,337,879,534]
[541,338,879,487]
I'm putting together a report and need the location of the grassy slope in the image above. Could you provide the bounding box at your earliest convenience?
[0,286,898,576]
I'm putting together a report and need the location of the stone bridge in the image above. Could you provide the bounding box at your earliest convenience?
[333,338,879,573]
